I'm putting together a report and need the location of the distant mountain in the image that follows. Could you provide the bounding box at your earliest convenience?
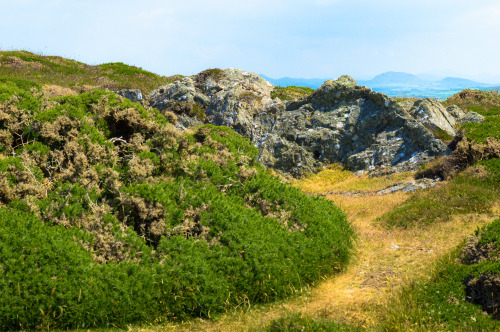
[260,72,500,99]
[359,72,423,87]
[438,77,491,89]
[259,75,326,89]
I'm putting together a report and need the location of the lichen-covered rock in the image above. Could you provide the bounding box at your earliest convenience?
[446,105,466,120]
[457,111,485,125]
[253,79,449,175]
[407,98,457,136]
[446,104,485,125]
[148,70,458,176]
[116,89,143,103]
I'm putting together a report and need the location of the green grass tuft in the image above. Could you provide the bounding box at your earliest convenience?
[271,86,315,101]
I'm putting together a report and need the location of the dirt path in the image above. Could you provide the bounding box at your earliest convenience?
[140,180,495,331]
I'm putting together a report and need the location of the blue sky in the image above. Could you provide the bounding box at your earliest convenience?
[1,0,500,82]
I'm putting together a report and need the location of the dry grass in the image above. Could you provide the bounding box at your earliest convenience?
[294,165,414,195]
[42,84,78,97]
[128,172,496,331]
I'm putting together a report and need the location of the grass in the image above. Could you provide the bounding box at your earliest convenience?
[380,216,500,331]
[293,164,413,195]
[381,159,500,228]
[380,250,500,331]
[0,50,180,94]
[271,86,315,101]
[443,89,500,143]
[265,313,362,331]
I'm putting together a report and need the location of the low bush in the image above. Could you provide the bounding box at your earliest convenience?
[0,51,179,94]
[0,78,354,329]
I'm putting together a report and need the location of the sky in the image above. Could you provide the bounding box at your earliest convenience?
[1,0,500,82]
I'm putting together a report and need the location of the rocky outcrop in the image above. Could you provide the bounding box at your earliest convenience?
[148,69,474,176]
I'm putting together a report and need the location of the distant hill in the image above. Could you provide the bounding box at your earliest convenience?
[438,77,492,89]
[261,71,500,99]
[259,74,326,89]
[359,71,423,87]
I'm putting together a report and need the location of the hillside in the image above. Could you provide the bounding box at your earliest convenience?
[1,52,499,331]
[0,58,354,329]
[0,50,181,94]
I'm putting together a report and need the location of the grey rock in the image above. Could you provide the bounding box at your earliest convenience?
[149,70,459,176]
[446,105,485,125]
[457,111,485,125]
[116,89,143,103]
[407,98,457,136]
[376,178,441,195]
[447,105,466,120]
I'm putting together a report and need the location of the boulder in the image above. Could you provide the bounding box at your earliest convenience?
[407,98,457,136]
[446,105,485,125]
[116,89,143,103]
[457,111,485,125]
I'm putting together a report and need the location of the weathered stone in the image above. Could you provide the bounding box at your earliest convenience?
[148,69,461,176]
[407,98,457,136]
[446,105,466,120]
[446,105,485,125]
[457,111,485,125]
[116,89,143,103]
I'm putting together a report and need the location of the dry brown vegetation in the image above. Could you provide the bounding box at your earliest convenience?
[443,89,500,110]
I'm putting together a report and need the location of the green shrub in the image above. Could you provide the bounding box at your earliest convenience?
[0,85,354,329]
[0,50,178,94]
[98,62,159,78]
[461,116,500,143]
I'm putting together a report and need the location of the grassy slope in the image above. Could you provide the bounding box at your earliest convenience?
[0,50,181,94]
[0,67,354,329]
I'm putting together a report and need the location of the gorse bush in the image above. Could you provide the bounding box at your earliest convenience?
[0,77,354,329]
